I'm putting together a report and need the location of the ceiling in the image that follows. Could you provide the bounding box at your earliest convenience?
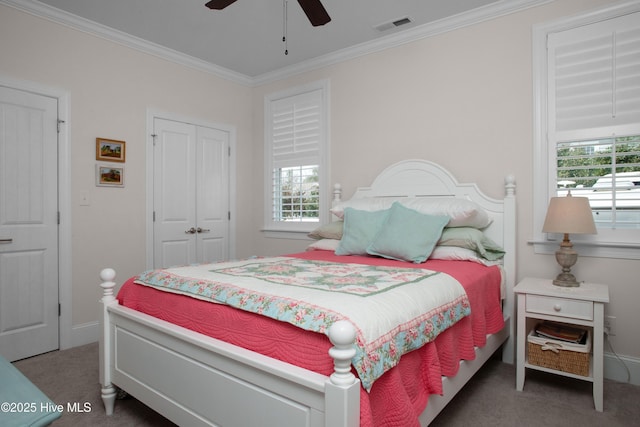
[20,0,540,82]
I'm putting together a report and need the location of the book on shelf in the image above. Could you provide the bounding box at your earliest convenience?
[534,321,587,344]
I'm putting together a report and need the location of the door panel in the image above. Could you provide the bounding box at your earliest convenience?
[153,118,197,268]
[197,126,229,264]
[0,86,58,361]
[153,118,229,268]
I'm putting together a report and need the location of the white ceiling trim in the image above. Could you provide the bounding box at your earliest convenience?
[1,0,253,85]
[2,0,552,87]
[254,0,554,85]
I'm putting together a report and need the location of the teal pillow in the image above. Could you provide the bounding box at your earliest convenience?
[438,227,505,260]
[335,208,390,256]
[367,202,449,263]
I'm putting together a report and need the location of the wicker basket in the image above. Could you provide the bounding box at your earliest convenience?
[527,328,591,376]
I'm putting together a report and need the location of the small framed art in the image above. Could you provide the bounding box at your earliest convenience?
[96,164,124,187]
[96,138,126,163]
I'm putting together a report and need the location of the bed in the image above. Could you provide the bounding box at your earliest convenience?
[99,159,516,426]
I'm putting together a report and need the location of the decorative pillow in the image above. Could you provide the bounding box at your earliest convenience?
[331,197,491,229]
[331,198,398,218]
[366,202,449,263]
[401,198,491,228]
[308,221,344,240]
[334,208,390,256]
[307,239,341,251]
[429,246,502,266]
[437,227,505,260]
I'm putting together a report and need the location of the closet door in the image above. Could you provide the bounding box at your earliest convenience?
[196,125,230,263]
[153,118,230,268]
[153,118,197,268]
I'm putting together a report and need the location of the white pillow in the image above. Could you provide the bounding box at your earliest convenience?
[331,198,398,217]
[331,197,491,228]
[307,239,340,251]
[429,246,502,266]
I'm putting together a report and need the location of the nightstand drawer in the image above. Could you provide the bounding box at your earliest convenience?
[526,294,593,320]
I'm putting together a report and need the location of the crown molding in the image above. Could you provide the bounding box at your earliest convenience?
[2,0,552,87]
[0,0,254,86]
[252,0,553,85]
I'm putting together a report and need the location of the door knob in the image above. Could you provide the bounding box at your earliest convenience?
[185,227,197,234]
[196,227,210,233]
[0,238,13,243]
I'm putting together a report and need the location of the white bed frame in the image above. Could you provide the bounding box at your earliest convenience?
[99,159,516,426]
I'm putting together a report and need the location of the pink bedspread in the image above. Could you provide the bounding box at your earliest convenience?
[117,252,504,427]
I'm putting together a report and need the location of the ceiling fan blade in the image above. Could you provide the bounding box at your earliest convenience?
[205,0,238,10]
[297,0,331,26]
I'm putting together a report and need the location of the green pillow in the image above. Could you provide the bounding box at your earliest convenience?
[335,208,389,256]
[367,202,449,263]
[438,227,505,260]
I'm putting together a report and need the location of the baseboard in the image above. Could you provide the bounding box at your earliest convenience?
[67,321,98,349]
[604,351,640,386]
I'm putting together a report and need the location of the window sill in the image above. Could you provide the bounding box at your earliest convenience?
[262,229,314,240]
[530,239,640,260]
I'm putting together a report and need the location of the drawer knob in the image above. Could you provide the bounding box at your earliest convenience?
[554,304,562,312]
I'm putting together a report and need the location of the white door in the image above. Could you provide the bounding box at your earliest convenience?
[153,118,229,268]
[153,119,197,268]
[196,125,230,263]
[0,86,59,362]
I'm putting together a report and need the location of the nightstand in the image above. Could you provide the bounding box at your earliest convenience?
[515,277,609,411]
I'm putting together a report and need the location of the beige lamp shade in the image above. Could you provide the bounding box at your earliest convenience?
[542,194,597,235]
[542,192,596,287]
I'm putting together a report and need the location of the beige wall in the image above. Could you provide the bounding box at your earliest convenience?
[1,0,637,373]
[251,0,640,365]
[0,5,253,327]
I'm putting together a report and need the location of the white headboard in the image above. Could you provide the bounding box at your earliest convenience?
[340,159,514,247]
[334,159,517,362]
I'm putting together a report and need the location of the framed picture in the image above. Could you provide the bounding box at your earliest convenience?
[96,138,126,163]
[96,164,125,187]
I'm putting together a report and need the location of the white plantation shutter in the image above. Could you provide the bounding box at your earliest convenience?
[549,12,640,140]
[265,82,328,233]
[271,90,322,169]
[536,9,640,254]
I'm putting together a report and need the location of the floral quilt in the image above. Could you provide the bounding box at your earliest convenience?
[135,257,470,390]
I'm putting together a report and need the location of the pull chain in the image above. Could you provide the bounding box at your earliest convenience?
[282,0,288,55]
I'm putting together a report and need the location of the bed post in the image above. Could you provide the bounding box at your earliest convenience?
[501,175,517,364]
[325,320,360,427]
[99,268,118,415]
[332,183,342,206]
[331,183,343,221]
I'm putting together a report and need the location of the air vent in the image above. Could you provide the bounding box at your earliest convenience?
[374,16,413,32]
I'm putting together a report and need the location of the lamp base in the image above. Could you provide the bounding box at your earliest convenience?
[552,234,581,287]
[552,272,580,287]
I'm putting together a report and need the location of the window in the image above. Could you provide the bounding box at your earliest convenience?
[272,165,319,222]
[555,137,640,230]
[533,5,640,258]
[264,81,329,235]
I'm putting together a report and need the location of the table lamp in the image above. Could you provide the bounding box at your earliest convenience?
[542,192,597,287]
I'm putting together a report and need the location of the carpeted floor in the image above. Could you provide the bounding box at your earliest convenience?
[11,343,175,427]
[11,342,640,426]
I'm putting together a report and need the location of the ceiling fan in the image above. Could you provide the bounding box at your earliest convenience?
[205,0,331,27]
